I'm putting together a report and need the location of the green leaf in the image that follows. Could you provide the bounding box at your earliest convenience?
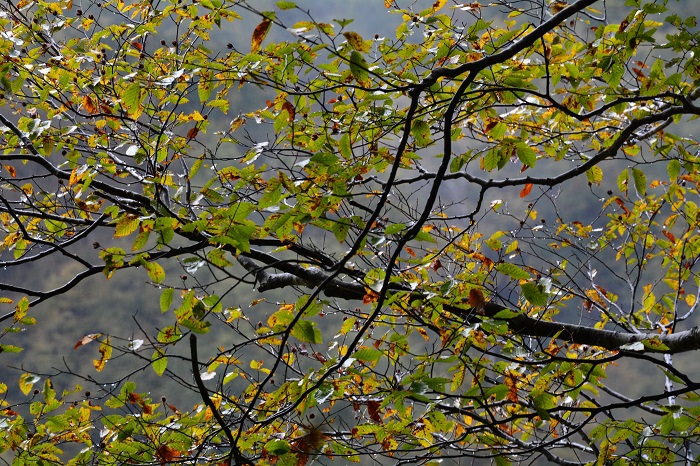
[412,119,432,147]
[632,167,647,196]
[151,350,167,376]
[617,168,629,195]
[160,288,174,313]
[276,1,296,9]
[264,439,291,455]
[349,51,370,86]
[667,159,681,181]
[586,165,603,186]
[496,263,530,280]
[352,347,383,362]
[516,142,536,168]
[521,282,548,307]
[492,309,520,319]
[291,320,322,344]
[122,82,142,116]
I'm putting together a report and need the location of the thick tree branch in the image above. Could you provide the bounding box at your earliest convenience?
[237,256,700,354]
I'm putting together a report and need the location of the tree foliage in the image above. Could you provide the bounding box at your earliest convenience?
[2,0,700,464]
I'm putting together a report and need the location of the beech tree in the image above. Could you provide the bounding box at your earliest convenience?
[3,0,700,464]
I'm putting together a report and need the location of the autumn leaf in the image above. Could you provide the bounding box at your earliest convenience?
[343,31,370,52]
[82,95,99,115]
[367,400,383,424]
[186,126,199,140]
[519,183,533,198]
[468,288,485,313]
[251,18,272,52]
[662,230,676,243]
[93,336,112,371]
[74,333,102,349]
[281,100,295,121]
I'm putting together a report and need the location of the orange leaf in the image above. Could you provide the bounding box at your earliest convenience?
[662,230,676,243]
[186,126,199,140]
[519,183,533,198]
[251,18,272,52]
[504,373,519,402]
[74,333,102,349]
[472,252,493,268]
[363,291,378,304]
[614,198,630,214]
[405,247,416,257]
[131,41,143,51]
[3,165,16,178]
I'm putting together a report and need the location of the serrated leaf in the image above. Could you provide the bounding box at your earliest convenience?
[251,18,272,52]
[151,349,167,376]
[412,119,432,147]
[586,165,603,186]
[160,288,174,313]
[667,159,680,181]
[122,82,142,116]
[343,31,370,52]
[496,263,530,280]
[521,282,548,306]
[114,214,139,238]
[516,142,536,168]
[617,168,629,195]
[353,347,383,361]
[349,51,370,86]
[145,261,166,284]
[492,309,520,319]
[292,320,322,344]
[632,167,647,196]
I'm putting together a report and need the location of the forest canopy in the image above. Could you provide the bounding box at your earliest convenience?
[2,0,700,464]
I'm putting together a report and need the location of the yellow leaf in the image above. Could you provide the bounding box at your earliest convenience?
[342,31,370,52]
[432,0,448,11]
[93,336,112,372]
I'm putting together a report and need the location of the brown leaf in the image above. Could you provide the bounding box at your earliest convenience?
[3,164,16,178]
[519,183,533,198]
[551,1,568,13]
[367,400,383,424]
[74,333,102,349]
[186,126,199,140]
[156,445,178,465]
[614,198,629,214]
[131,41,143,51]
[468,288,485,313]
[82,95,99,115]
[281,100,296,121]
[251,18,272,52]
